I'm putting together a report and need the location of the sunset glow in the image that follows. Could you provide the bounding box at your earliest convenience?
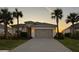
[8,7,79,32]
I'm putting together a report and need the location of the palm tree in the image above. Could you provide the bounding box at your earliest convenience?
[66,13,79,35]
[51,9,63,36]
[13,8,23,37]
[0,8,13,38]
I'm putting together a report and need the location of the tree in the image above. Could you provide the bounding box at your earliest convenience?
[66,13,79,35]
[51,9,63,36]
[0,8,13,38]
[13,8,23,37]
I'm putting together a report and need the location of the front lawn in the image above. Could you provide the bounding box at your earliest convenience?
[58,38,79,52]
[0,39,27,50]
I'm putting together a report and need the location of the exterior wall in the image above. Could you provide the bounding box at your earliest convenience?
[0,29,4,36]
[19,27,27,32]
[9,27,28,35]
[75,29,79,31]
[0,29,4,33]
[53,28,56,37]
[31,27,35,37]
[8,28,16,35]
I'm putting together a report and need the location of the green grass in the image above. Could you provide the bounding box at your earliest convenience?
[0,39,27,50]
[58,38,79,52]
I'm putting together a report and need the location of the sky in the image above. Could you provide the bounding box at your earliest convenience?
[2,7,79,32]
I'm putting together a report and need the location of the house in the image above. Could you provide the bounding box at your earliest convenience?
[10,24,28,35]
[62,23,79,34]
[25,21,57,39]
[73,23,79,31]
[0,24,4,36]
[0,24,11,36]
[30,22,56,39]
[11,21,57,39]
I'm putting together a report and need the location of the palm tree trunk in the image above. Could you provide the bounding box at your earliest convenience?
[72,22,75,36]
[17,17,19,37]
[56,17,59,38]
[4,21,8,39]
[56,17,59,33]
[29,27,31,38]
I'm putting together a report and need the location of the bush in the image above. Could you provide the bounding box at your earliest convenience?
[54,33,64,39]
[20,32,32,39]
[72,31,79,39]
[64,33,71,37]
[64,32,79,39]
[0,31,32,40]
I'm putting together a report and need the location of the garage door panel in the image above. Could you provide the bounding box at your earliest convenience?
[35,29,53,38]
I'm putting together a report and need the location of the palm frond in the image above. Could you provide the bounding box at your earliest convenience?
[52,8,63,19]
[66,19,70,23]
[51,16,55,19]
[13,9,23,18]
[76,15,79,21]
[0,20,3,23]
[15,8,18,12]
[58,14,63,19]
[0,8,13,25]
[66,13,79,24]
[13,12,17,17]
[51,12,55,15]
[19,11,23,17]
[10,20,13,24]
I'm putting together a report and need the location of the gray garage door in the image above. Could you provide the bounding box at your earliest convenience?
[35,29,53,39]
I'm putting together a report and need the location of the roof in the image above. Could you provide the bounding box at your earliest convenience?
[11,21,57,28]
[25,21,57,27]
[33,22,57,27]
[11,24,26,28]
[70,23,79,29]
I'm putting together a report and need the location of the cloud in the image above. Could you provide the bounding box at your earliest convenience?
[45,7,53,12]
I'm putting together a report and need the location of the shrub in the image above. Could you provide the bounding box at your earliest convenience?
[64,32,79,39]
[72,31,79,39]
[64,33,71,37]
[20,32,32,39]
[54,33,64,39]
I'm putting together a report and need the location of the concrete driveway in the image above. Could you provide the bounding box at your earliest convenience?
[12,39,71,52]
